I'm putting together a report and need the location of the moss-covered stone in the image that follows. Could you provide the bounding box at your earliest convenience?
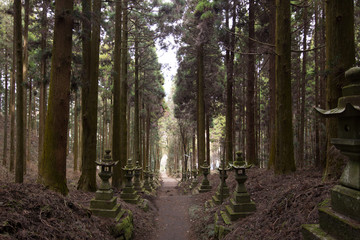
[331,185,360,222]
[111,210,134,240]
[301,224,336,240]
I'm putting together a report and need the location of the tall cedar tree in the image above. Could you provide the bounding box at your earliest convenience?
[23,0,30,173]
[324,0,354,178]
[3,49,9,166]
[267,0,276,168]
[39,0,74,195]
[15,0,24,183]
[197,43,206,169]
[134,20,140,168]
[246,0,257,165]
[78,0,101,191]
[120,0,128,174]
[112,0,122,187]
[274,0,295,174]
[225,0,235,165]
[38,0,49,177]
[10,10,16,172]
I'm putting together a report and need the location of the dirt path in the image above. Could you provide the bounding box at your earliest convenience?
[155,173,192,240]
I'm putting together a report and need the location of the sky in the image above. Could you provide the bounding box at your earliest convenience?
[156,36,179,101]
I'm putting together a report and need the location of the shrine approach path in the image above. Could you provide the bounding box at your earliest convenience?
[155,173,192,240]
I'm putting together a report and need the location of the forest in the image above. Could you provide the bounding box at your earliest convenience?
[0,0,360,239]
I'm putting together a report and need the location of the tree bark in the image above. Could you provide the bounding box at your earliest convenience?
[23,0,30,174]
[3,49,9,166]
[267,0,276,169]
[197,43,206,169]
[274,0,295,174]
[246,0,257,166]
[78,0,101,192]
[298,1,308,168]
[38,0,49,178]
[119,0,128,181]
[15,0,24,183]
[112,0,122,187]
[73,91,78,171]
[39,0,74,195]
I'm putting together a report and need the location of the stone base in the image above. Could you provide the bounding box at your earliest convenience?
[212,186,230,205]
[90,196,117,210]
[143,181,153,192]
[331,185,360,222]
[120,187,140,204]
[91,203,122,218]
[214,211,232,240]
[302,197,360,240]
[189,180,198,190]
[302,224,336,240]
[223,191,256,221]
[319,206,360,240]
[199,181,212,193]
[111,209,134,240]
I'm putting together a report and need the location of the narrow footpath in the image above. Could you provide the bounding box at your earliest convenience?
[155,173,192,240]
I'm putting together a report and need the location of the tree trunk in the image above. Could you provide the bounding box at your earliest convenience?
[3,49,9,166]
[119,0,128,181]
[38,0,49,178]
[246,0,257,166]
[267,0,276,169]
[225,0,235,165]
[134,23,140,167]
[15,0,24,183]
[324,0,354,179]
[197,43,205,169]
[274,0,295,174]
[112,0,122,188]
[298,1,308,168]
[73,91,78,171]
[10,15,16,173]
[39,0,74,195]
[23,0,30,175]
[78,0,101,192]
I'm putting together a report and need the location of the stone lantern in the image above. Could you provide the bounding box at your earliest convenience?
[90,150,122,218]
[199,161,212,193]
[143,166,153,192]
[302,67,360,239]
[212,159,230,205]
[223,151,255,221]
[120,159,140,204]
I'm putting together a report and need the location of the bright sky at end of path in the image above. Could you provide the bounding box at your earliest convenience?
[156,36,179,100]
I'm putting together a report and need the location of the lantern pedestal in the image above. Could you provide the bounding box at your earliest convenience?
[302,67,360,240]
[120,159,140,204]
[143,166,154,193]
[89,150,123,218]
[224,166,255,221]
[198,163,212,193]
[211,164,230,206]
